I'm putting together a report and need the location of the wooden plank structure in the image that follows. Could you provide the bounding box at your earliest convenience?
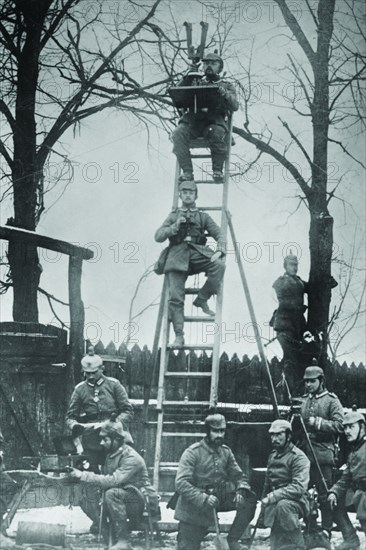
[0,225,93,466]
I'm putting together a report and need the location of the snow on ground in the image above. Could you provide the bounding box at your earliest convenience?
[6,504,364,549]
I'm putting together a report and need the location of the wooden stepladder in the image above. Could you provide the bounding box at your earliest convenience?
[152,119,234,493]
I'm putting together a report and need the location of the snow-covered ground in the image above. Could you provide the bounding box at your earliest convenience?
[6,503,364,549]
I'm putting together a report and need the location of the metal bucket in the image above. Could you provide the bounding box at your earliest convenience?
[16,521,66,547]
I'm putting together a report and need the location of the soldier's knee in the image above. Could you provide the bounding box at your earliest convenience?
[172,123,191,143]
[275,500,301,531]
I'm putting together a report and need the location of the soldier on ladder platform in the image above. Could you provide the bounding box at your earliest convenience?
[172,51,238,182]
[155,179,226,347]
[170,21,238,183]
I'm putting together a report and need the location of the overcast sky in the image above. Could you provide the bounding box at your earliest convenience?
[1,0,365,364]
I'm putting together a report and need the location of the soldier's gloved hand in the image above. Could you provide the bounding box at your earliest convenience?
[175,215,187,229]
[307,416,316,428]
[66,467,82,480]
[206,494,219,508]
[72,423,85,438]
[327,493,337,510]
[234,492,244,507]
[210,251,223,263]
[217,85,228,98]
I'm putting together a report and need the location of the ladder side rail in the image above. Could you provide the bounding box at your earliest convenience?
[226,211,280,418]
[209,116,233,409]
[143,276,168,422]
[153,290,170,489]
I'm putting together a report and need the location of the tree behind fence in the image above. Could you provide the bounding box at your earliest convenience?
[90,340,366,409]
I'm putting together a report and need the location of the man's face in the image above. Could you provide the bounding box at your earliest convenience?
[304,377,321,395]
[180,188,196,207]
[83,366,103,384]
[344,422,364,443]
[208,427,225,446]
[285,260,298,276]
[270,430,287,450]
[203,60,221,76]
[100,435,112,452]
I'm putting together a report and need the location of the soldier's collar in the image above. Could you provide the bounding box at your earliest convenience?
[315,390,328,398]
[180,207,198,212]
[87,376,105,388]
[109,444,125,458]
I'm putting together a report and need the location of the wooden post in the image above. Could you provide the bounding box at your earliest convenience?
[68,255,85,396]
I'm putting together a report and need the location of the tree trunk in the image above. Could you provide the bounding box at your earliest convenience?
[8,0,51,322]
[307,0,336,366]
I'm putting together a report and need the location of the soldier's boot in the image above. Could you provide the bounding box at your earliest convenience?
[109,520,131,550]
[168,334,185,348]
[193,297,215,316]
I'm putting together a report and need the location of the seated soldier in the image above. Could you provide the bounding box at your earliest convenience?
[328,411,366,550]
[171,51,238,182]
[155,179,226,347]
[68,419,159,550]
[174,414,257,550]
[261,419,310,550]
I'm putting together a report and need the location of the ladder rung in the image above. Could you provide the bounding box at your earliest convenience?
[162,432,205,437]
[189,140,209,148]
[167,344,214,351]
[164,400,210,406]
[160,462,179,467]
[184,316,215,322]
[191,154,211,158]
[195,179,223,185]
[164,371,211,377]
[185,288,200,294]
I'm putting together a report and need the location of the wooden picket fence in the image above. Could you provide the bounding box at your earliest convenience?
[90,340,366,409]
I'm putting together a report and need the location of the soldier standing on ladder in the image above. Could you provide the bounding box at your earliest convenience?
[154,180,226,347]
[171,50,238,183]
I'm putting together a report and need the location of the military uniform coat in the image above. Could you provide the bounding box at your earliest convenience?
[155,207,226,274]
[300,390,344,465]
[331,436,366,522]
[80,443,155,495]
[66,374,133,429]
[272,273,308,335]
[262,442,310,527]
[174,438,251,527]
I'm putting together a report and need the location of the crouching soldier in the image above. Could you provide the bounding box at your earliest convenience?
[67,419,159,550]
[261,419,310,550]
[174,414,257,550]
[328,411,366,550]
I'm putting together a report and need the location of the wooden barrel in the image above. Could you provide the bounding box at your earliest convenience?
[16,521,66,547]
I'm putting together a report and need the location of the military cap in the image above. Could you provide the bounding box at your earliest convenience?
[81,353,103,371]
[205,413,226,430]
[269,419,292,433]
[343,411,365,426]
[202,52,224,72]
[100,419,126,439]
[303,366,324,379]
[178,180,197,192]
[284,253,298,264]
